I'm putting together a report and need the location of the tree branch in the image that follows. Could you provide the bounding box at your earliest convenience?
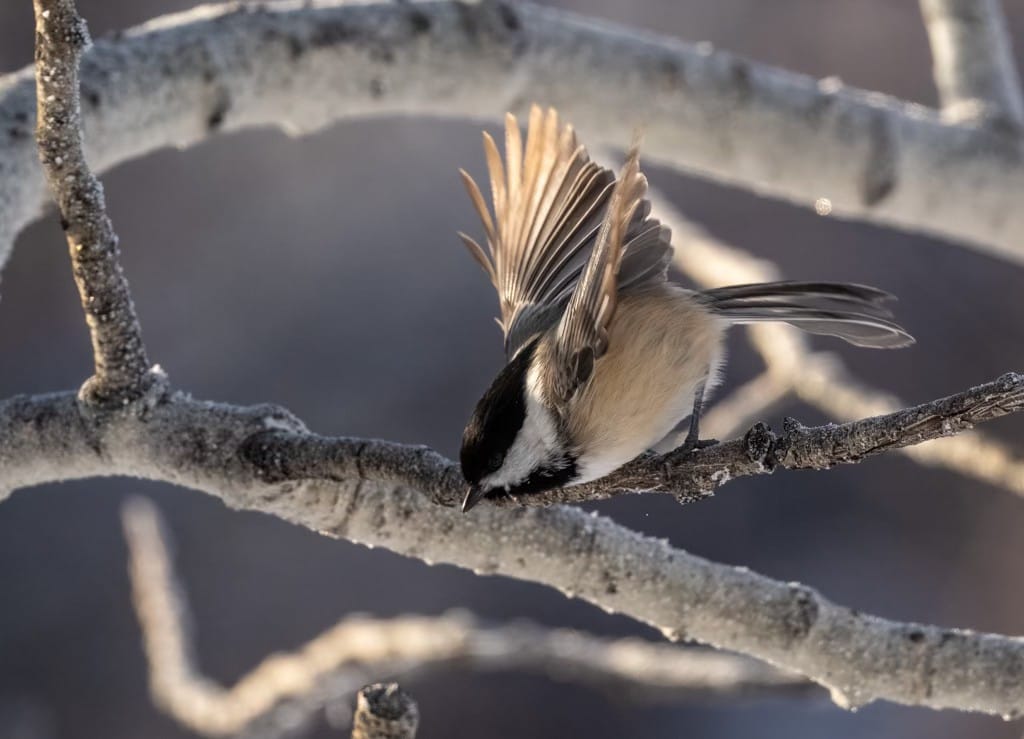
[652,189,1024,498]
[919,0,1024,130]
[352,685,418,739]
[3,0,1024,275]
[32,0,154,405]
[122,498,810,737]
[241,372,1024,508]
[3,376,1024,715]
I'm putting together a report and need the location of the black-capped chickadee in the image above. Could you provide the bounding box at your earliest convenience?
[458,106,913,512]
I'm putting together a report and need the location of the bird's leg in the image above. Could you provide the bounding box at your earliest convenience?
[677,380,718,455]
[660,381,718,480]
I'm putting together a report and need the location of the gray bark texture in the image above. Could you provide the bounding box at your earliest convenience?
[31,0,152,405]
[4,383,1024,716]
[2,0,1024,275]
[351,685,419,739]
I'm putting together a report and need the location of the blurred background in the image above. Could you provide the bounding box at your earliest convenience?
[1,1,1024,737]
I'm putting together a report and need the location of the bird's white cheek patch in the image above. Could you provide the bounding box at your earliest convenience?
[482,366,560,490]
[523,365,560,463]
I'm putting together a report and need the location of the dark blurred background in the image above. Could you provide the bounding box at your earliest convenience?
[2,1,1024,737]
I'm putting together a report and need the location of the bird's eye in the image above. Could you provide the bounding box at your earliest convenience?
[488,452,505,471]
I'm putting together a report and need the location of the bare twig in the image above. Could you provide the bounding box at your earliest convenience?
[122,498,811,736]
[32,0,153,405]
[3,0,1024,271]
[919,0,1024,129]
[352,685,418,739]
[650,191,1024,498]
[239,372,1024,507]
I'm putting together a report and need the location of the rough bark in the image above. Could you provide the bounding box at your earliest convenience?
[4,382,1024,716]
[3,1,1024,273]
[32,0,153,405]
[351,685,419,739]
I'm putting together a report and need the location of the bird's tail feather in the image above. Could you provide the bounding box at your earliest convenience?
[701,281,914,349]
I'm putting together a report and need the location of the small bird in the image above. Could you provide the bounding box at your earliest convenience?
[457,106,913,512]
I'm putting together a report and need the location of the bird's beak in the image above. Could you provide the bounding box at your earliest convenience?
[461,484,487,513]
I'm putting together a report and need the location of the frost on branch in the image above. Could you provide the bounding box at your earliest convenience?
[32,0,154,405]
[3,0,1024,274]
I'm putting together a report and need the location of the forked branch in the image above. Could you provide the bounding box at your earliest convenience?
[32,0,153,405]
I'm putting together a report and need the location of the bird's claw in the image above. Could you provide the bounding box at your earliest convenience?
[677,436,719,457]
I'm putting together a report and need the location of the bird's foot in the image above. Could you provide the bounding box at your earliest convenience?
[676,436,719,457]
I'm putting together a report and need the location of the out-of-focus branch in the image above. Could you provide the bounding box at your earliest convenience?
[919,0,1024,129]
[648,191,1024,498]
[351,684,419,739]
[122,499,812,737]
[32,0,155,405]
[4,0,1024,273]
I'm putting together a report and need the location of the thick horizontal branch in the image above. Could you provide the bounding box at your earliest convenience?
[3,0,1024,276]
[919,0,1024,129]
[32,0,152,405]
[4,375,1024,715]
[123,497,811,736]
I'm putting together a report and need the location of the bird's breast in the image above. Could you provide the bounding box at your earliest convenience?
[567,285,725,484]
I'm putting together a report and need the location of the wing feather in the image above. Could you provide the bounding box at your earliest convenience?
[458,105,672,358]
[482,132,507,233]
[551,143,648,400]
[457,232,497,288]
[458,169,496,247]
[504,112,523,262]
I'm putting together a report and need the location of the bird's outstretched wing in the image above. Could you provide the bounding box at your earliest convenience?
[549,142,647,401]
[459,105,672,359]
